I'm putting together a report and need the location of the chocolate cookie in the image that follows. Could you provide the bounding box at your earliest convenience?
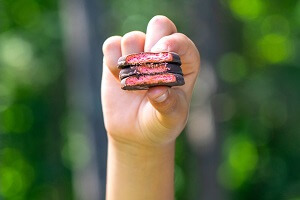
[118,52,184,90]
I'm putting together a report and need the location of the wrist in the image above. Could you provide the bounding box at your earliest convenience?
[107,135,175,166]
[106,135,175,200]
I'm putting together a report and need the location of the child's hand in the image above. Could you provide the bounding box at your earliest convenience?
[101,15,200,148]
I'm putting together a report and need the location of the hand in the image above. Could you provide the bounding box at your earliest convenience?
[101,15,200,148]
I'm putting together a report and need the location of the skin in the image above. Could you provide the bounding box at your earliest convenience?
[102,15,200,200]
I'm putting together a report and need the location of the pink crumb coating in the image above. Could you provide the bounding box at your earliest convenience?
[125,74,176,86]
[126,52,172,64]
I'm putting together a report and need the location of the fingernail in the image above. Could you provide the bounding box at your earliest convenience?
[155,89,169,103]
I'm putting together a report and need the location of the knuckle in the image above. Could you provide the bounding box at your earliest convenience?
[163,38,176,51]
[175,33,189,41]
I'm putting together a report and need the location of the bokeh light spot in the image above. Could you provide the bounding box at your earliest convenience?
[218,135,258,190]
[229,0,263,21]
[61,133,91,169]
[1,104,34,133]
[257,33,293,64]
[228,138,258,172]
[0,36,33,69]
[218,53,248,83]
[0,167,24,198]
[0,148,35,198]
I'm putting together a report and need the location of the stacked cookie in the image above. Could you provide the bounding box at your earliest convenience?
[118,52,185,90]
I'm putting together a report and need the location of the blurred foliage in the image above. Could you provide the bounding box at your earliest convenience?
[0,0,72,199]
[217,0,300,199]
[1,0,300,199]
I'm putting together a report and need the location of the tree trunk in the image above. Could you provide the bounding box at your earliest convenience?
[60,0,107,199]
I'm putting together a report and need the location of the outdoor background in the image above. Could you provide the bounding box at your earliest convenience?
[1,0,300,199]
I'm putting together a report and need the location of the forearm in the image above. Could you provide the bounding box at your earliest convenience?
[106,137,175,200]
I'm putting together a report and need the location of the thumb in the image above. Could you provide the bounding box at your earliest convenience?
[146,86,188,129]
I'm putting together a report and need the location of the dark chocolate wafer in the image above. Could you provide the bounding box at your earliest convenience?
[119,63,183,80]
[121,73,185,90]
[118,52,181,68]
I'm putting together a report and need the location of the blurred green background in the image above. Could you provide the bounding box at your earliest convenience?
[1,0,300,199]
